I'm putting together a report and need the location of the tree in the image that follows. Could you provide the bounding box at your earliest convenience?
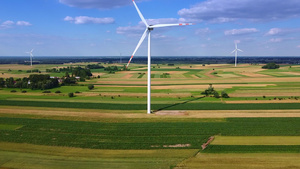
[88,84,94,90]
[221,91,230,98]
[5,77,15,88]
[201,84,215,96]
[68,92,74,97]
[213,91,220,98]
[62,77,76,85]
[0,78,5,87]
[262,62,280,69]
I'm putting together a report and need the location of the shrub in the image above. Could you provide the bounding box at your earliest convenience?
[262,62,280,69]
[68,92,74,97]
[21,90,27,93]
[55,91,61,93]
[88,84,94,90]
[214,91,220,98]
[75,91,81,93]
[42,91,51,93]
[10,90,17,93]
[221,91,230,98]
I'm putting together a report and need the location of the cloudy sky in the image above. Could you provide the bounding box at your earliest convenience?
[1,0,300,57]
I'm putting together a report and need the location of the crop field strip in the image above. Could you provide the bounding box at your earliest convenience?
[0,117,300,150]
[0,149,196,169]
[2,100,300,110]
[175,153,300,169]
[211,136,300,145]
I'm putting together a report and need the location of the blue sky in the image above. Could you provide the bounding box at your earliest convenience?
[1,0,300,57]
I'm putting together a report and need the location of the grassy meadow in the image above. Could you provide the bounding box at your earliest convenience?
[1,63,300,169]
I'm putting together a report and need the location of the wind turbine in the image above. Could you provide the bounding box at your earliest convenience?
[126,0,194,114]
[26,49,34,67]
[231,43,243,67]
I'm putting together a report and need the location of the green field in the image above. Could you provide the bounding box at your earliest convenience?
[1,63,300,168]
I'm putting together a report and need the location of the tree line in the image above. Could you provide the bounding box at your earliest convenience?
[46,66,92,78]
[0,74,59,90]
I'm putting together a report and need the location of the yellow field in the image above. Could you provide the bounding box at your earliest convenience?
[176,153,300,169]
[2,106,300,122]
[212,136,300,145]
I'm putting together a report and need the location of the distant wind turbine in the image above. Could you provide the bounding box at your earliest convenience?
[126,0,194,114]
[231,43,243,67]
[26,49,34,67]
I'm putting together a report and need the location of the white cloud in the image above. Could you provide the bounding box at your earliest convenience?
[64,16,73,22]
[0,20,31,29]
[195,28,211,35]
[234,40,241,44]
[266,28,282,36]
[64,16,115,24]
[265,28,300,36]
[178,0,300,23]
[269,38,283,43]
[2,20,14,26]
[16,21,32,26]
[116,25,144,35]
[268,37,295,43]
[59,0,146,9]
[224,28,259,36]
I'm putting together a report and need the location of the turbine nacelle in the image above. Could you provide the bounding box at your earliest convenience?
[148,26,154,31]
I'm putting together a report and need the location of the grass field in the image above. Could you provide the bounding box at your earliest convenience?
[0,142,197,169]
[1,63,300,168]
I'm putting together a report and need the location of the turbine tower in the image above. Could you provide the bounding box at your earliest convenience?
[126,0,194,114]
[26,49,34,67]
[231,43,243,67]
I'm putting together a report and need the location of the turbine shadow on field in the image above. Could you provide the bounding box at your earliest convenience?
[154,96,205,113]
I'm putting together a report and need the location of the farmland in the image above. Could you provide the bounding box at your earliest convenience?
[1,62,300,168]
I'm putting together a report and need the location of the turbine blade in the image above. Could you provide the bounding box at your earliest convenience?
[31,49,34,53]
[235,43,237,49]
[231,49,236,54]
[126,29,149,68]
[132,0,148,27]
[150,23,194,28]
[238,49,243,52]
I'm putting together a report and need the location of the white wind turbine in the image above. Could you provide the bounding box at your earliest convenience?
[231,43,243,67]
[26,49,34,67]
[126,0,194,114]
